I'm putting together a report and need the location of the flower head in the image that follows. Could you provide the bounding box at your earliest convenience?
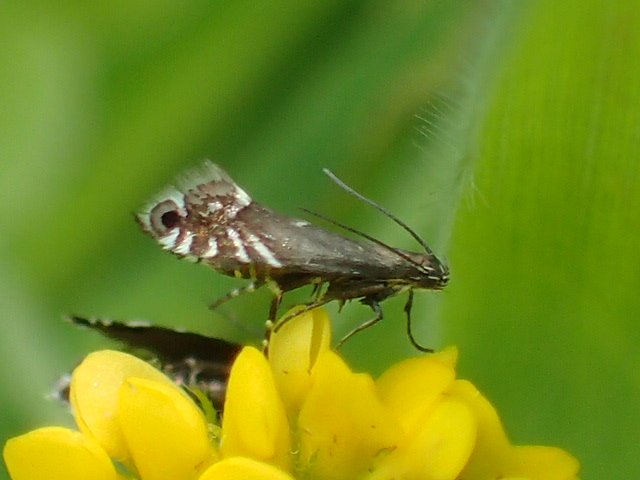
[3,309,580,480]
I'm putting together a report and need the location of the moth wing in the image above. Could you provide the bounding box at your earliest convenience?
[234,205,405,278]
[66,316,240,365]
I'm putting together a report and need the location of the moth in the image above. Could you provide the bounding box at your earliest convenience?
[57,315,241,412]
[137,161,449,350]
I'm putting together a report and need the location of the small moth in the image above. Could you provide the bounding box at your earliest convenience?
[137,161,449,350]
[60,315,241,411]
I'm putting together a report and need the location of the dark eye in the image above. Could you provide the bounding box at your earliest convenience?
[150,200,183,233]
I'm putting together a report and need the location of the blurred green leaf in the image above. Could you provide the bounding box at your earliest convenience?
[443,1,640,478]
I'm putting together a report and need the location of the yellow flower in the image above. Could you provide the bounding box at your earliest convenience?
[3,309,580,480]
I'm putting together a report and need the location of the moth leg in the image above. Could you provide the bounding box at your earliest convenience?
[335,300,384,349]
[209,281,264,310]
[310,278,325,301]
[263,292,284,354]
[268,292,283,323]
[404,289,433,353]
[272,297,335,333]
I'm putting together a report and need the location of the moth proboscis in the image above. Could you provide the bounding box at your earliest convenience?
[137,161,449,351]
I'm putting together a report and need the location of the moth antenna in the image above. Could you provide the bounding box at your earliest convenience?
[322,169,435,255]
[300,208,425,270]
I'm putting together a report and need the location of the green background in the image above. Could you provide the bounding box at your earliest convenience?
[1,1,638,478]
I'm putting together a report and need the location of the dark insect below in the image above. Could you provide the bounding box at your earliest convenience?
[55,315,241,412]
[137,161,449,350]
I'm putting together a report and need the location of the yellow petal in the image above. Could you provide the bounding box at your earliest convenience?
[199,457,295,480]
[452,379,514,479]
[453,380,580,479]
[430,346,459,367]
[505,445,580,480]
[117,377,216,480]
[269,307,332,415]
[298,350,401,480]
[376,351,457,433]
[221,347,291,472]
[367,398,477,480]
[3,427,118,480]
[70,350,177,461]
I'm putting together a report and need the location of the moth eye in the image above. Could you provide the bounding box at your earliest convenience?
[150,200,183,233]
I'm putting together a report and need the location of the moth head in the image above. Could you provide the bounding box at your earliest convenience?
[401,251,449,290]
[433,261,450,289]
